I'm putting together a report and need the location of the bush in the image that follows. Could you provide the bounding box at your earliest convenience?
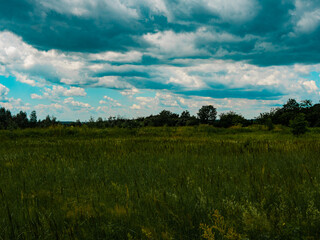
[290,113,308,136]
[218,111,246,128]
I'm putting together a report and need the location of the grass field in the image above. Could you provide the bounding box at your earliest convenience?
[1,125,320,239]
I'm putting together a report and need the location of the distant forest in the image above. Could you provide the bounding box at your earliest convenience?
[1,98,320,130]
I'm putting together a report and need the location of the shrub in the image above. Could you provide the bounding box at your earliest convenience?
[290,113,308,136]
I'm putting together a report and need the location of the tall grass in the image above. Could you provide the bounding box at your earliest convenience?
[0,126,320,239]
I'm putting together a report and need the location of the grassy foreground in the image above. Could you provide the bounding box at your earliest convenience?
[1,126,320,239]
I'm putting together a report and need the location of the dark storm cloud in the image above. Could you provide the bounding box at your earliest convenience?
[1,0,320,104]
[0,0,143,52]
[177,88,284,100]
[1,0,320,66]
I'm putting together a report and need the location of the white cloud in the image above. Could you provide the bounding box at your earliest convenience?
[103,96,117,102]
[130,104,141,109]
[0,83,9,97]
[120,87,139,97]
[13,72,37,86]
[301,80,318,93]
[0,30,313,103]
[99,96,122,107]
[64,97,92,109]
[35,103,63,110]
[31,85,86,99]
[90,51,143,63]
[143,27,256,59]
[0,84,32,111]
[30,94,43,99]
[93,76,131,89]
[167,68,206,89]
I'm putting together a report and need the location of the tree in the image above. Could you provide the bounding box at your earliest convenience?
[272,99,301,126]
[283,98,300,111]
[180,110,191,119]
[300,99,312,108]
[75,119,82,127]
[265,118,274,131]
[14,111,29,129]
[0,107,12,129]
[157,110,179,126]
[29,110,37,128]
[96,117,104,128]
[41,115,57,128]
[219,111,246,128]
[290,113,308,136]
[197,105,217,124]
[178,110,192,126]
[87,116,95,128]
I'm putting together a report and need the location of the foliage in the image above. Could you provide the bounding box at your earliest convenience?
[218,111,247,128]
[29,110,37,128]
[200,210,243,240]
[290,113,308,136]
[2,98,320,130]
[197,105,217,124]
[265,118,274,131]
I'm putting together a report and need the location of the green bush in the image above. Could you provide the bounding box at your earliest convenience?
[290,113,308,136]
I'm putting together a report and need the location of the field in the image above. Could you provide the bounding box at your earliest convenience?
[1,126,320,239]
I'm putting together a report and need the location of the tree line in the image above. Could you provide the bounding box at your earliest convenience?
[0,98,319,132]
[0,109,57,130]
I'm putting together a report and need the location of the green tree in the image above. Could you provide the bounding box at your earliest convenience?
[197,105,217,124]
[14,111,29,129]
[29,110,37,128]
[96,117,104,128]
[180,110,191,119]
[290,113,308,136]
[41,115,57,128]
[178,110,192,126]
[283,98,300,111]
[300,99,312,108]
[265,118,274,131]
[219,111,246,128]
[0,107,12,129]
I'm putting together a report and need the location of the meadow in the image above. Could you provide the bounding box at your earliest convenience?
[1,125,320,239]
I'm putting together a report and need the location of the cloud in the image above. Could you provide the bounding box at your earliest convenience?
[120,87,139,97]
[31,85,86,99]
[0,83,9,98]
[0,30,318,103]
[0,84,30,111]
[2,0,320,120]
[301,80,318,93]
[90,51,143,63]
[130,104,141,110]
[35,103,63,110]
[0,0,142,52]
[64,97,93,109]
[99,96,122,107]
[0,0,309,67]
[295,9,320,34]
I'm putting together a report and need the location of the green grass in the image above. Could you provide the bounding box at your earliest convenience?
[1,126,320,239]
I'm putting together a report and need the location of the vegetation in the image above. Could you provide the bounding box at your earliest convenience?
[197,105,217,125]
[1,126,320,239]
[2,98,320,136]
[290,113,308,136]
[217,111,247,128]
[1,98,320,238]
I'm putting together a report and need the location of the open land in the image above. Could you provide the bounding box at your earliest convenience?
[1,126,320,239]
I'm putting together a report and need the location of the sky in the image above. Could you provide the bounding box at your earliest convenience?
[1,0,320,121]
